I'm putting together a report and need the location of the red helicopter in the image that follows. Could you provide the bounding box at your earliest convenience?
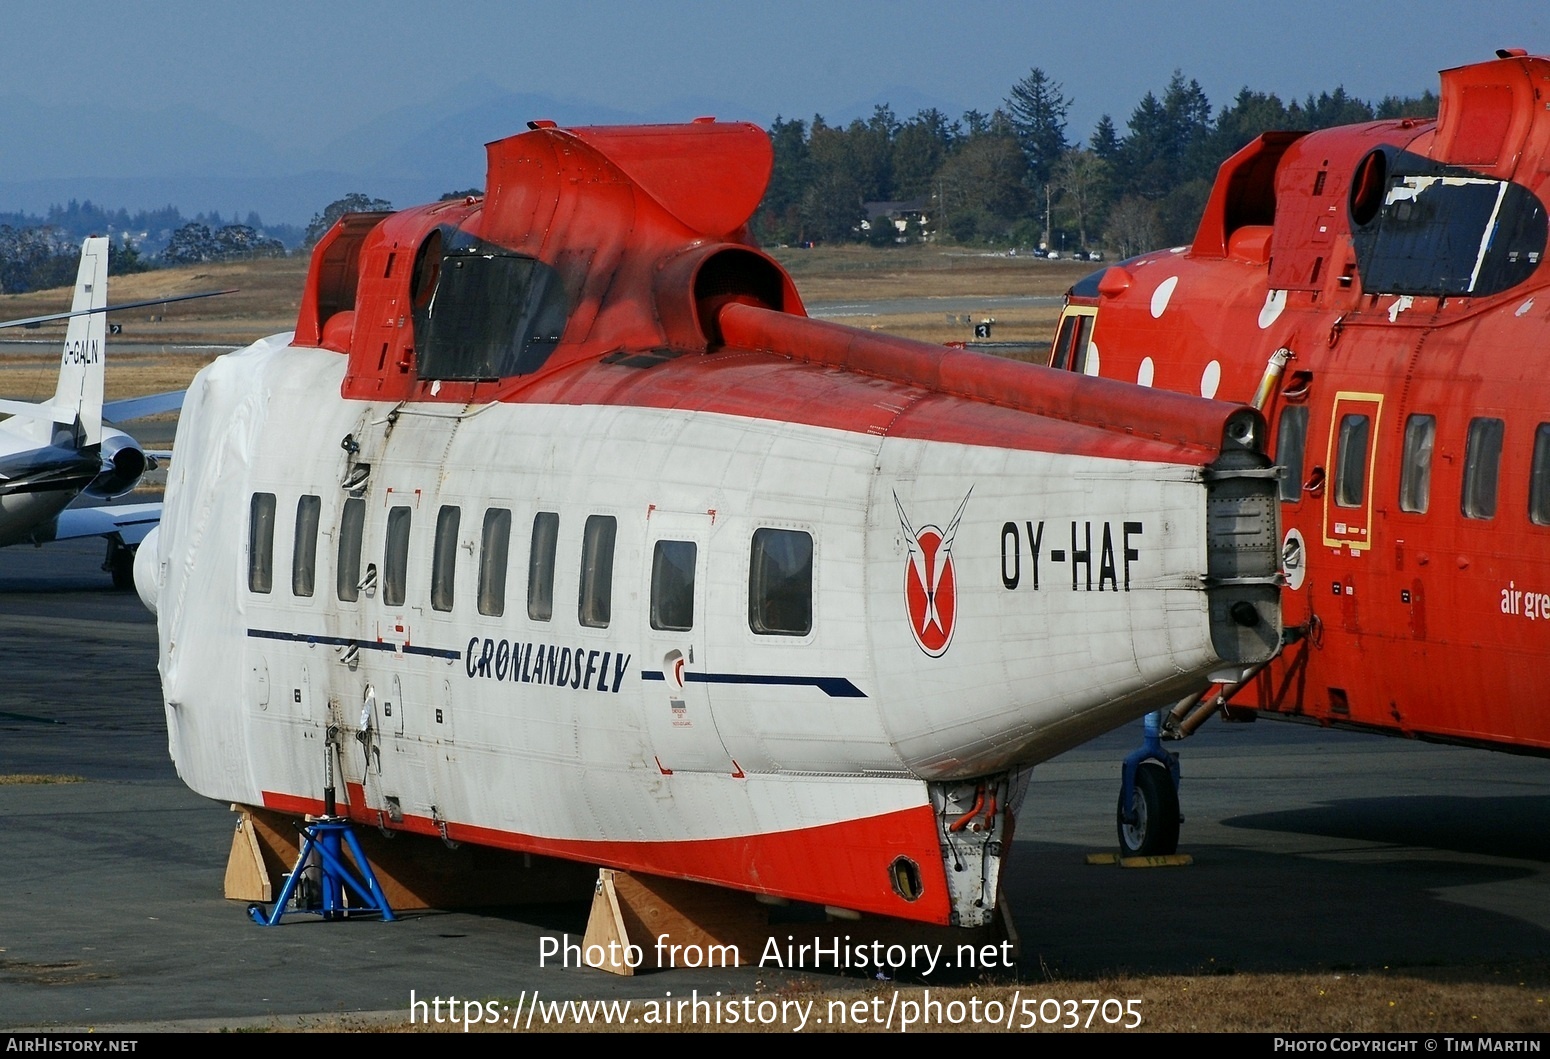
[1054,49,1550,853]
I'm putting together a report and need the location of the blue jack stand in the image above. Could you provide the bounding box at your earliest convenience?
[248,729,396,926]
[247,818,396,926]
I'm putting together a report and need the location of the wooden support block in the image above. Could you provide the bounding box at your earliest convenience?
[223,807,272,902]
[999,892,1021,961]
[227,803,596,910]
[581,870,636,976]
[581,869,1015,976]
[609,869,770,968]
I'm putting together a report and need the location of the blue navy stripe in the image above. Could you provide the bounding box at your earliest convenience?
[642,671,865,698]
[247,628,458,659]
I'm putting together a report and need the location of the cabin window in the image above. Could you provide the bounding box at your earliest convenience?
[1462,417,1505,520]
[384,505,412,606]
[292,494,321,597]
[579,515,617,629]
[527,511,558,621]
[336,497,365,601]
[749,528,813,636]
[413,233,570,381]
[248,492,276,594]
[1334,414,1371,508]
[1532,425,1550,526]
[478,508,512,617]
[1275,406,1308,503]
[650,540,697,631]
[1399,415,1436,514]
[431,505,460,612]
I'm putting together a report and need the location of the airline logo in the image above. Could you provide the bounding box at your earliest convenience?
[895,488,972,657]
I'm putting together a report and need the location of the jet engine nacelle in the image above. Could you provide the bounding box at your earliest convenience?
[84,427,148,499]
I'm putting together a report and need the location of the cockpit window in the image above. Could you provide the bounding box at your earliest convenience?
[1349,151,1546,297]
[412,230,570,381]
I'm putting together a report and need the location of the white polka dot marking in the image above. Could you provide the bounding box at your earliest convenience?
[1200,359,1221,399]
[1150,276,1179,318]
[1258,289,1287,329]
[1137,357,1154,387]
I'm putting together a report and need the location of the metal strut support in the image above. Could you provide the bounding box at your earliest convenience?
[247,727,396,926]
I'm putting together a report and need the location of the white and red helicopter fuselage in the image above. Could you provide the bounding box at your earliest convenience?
[138,122,1280,926]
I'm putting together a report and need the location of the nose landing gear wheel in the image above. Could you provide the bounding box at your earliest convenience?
[1116,761,1180,856]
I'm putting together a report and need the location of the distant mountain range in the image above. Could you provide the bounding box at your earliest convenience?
[0,82,966,226]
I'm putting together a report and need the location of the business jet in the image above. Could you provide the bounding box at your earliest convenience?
[0,238,223,586]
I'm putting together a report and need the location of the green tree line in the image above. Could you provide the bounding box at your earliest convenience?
[0,195,379,294]
[755,69,1437,255]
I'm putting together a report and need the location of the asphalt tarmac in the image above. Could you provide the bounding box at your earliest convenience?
[2,539,1548,1030]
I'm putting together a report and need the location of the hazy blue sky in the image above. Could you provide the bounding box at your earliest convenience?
[2,2,1547,221]
[11,1,1548,145]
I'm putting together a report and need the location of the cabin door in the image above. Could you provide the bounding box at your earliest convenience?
[1322,392,1384,551]
[641,510,736,774]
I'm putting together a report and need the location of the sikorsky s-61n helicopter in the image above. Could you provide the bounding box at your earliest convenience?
[1052,48,1550,853]
[135,119,1281,928]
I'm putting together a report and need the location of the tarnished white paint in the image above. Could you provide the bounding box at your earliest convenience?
[1258,289,1287,330]
[150,335,1231,849]
[1200,360,1222,399]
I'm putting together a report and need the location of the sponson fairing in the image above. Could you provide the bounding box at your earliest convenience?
[144,120,1279,926]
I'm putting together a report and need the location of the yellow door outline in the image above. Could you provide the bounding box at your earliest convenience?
[1322,390,1384,551]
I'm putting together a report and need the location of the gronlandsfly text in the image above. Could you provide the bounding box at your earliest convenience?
[465,637,631,694]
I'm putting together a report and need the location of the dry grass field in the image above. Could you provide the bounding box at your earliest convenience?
[770,243,1089,298]
[0,254,309,407]
[773,244,1088,346]
[0,246,1087,402]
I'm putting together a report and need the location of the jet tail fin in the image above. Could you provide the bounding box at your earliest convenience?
[47,237,109,448]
